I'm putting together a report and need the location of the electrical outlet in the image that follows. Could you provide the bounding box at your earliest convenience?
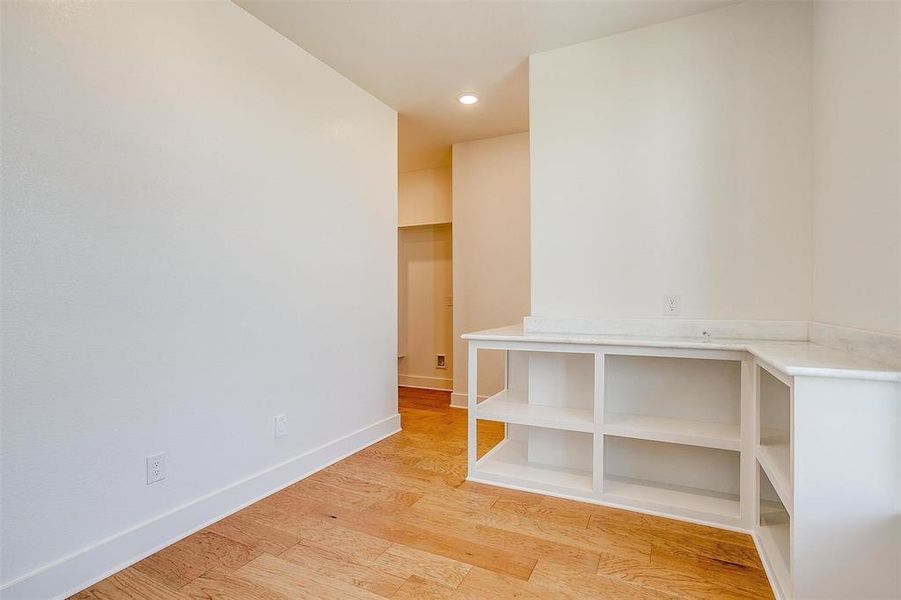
[663,294,682,316]
[274,414,287,438]
[146,453,166,484]
[436,354,447,369]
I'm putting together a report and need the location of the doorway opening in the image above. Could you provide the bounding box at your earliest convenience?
[397,222,453,392]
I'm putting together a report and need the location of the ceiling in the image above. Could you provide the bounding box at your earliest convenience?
[237,1,733,173]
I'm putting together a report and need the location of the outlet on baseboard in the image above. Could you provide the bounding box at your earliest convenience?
[436,354,447,369]
[663,294,682,316]
[146,453,166,484]
[274,414,288,438]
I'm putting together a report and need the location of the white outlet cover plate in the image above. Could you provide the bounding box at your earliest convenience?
[274,414,288,438]
[146,453,166,484]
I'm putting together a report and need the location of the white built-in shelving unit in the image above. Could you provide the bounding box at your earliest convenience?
[463,325,901,600]
[467,344,750,529]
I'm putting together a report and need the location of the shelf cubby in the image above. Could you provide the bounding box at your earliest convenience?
[475,350,595,432]
[474,424,593,495]
[757,365,791,511]
[477,390,593,432]
[603,355,741,450]
[603,436,741,521]
[758,462,791,598]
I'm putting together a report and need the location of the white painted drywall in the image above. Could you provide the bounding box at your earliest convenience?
[529,1,813,322]
[398,224,454,390]
[812,1,901,336]
[0,1,397,594]
[452,133,530,404]
[398,167,452,227]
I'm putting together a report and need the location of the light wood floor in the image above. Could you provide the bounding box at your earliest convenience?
[73,387,774,599]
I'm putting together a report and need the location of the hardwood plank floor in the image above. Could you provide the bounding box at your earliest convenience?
[72,387,774,599]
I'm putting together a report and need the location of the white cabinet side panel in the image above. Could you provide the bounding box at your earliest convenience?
[792,376,900,599]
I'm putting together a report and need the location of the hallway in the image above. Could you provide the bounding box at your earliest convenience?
[74,388,773,599]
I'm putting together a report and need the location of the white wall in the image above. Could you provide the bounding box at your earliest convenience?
[452,133,530,405]
[398,166,452,227]
[398,224,454,390]
[812,1,901,337]
[529,2,813,322]
[0,2,397,596]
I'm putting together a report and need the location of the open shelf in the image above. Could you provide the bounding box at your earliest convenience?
[604,475,740,519]
[758,365,791,513]
[476,390,594,432]
[474,350,595,432]
[604,435,741,522]
[758,462,791,598]
[474,438,593,494]
[756,439,792,513]
[603,412,740,451]
[604,354,741,452]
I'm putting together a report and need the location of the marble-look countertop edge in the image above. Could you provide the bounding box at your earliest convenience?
[462,326,901,383]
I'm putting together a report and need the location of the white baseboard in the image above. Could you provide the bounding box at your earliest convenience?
[398,374,453,390]
[809,321,901,369]
[1,413,401,600]
[752,531,786,600]
[524,316,808,341]
[450,392,489,408]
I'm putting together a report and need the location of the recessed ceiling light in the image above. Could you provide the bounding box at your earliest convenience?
[457,93,479,105]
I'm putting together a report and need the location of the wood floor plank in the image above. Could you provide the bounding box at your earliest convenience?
[73,387,774,599]
[307,469,423,506]
[390,575,457,600]
[491,496,592,528]
[648,533,763,570]
[304,501,538,580]
[232,553,383,600]
[279,541,406,597]
[588,519,762,569]
[649,546,773,597]
[132,532,259,589]
[204,512,301,556]
[289,513,392,563]
[529,558,676,600]
[254,487,322,515]
[588,511,757,548]
[454,566,563,600]
[281,477,380,510]
[330,453,460,492]
[71,568,191,600]
[412,492,654,562]
[234,500,320,539]
[376,498,601,575]
[457,480,550,506]
[181,567,291,600]
[355,443,431,468]
[413,488,499,512]
[370,543,472,588]
[595,552,766,600]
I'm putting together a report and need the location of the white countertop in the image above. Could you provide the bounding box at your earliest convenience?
[463,324,901,382]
